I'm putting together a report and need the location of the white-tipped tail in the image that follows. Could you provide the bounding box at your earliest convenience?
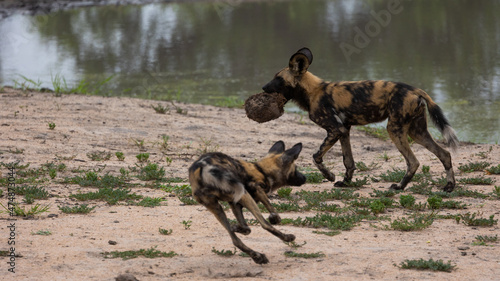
[443,125,459,152]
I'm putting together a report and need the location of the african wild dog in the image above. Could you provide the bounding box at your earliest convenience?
[262,47,458,192]
[188,141,306,264]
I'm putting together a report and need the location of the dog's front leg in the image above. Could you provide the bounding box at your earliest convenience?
[252,184,281,224]
[230,203,251,235]
[313,132,341,182]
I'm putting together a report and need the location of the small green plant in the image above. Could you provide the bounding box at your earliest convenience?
[87,151,112,161]
[427,195,443,210]
[70,188,142,205]
[458,161,491,173]
[458,176,494,185]
[304,171,324,183]
[132,138,146,150]
[421,165,430,175]
[284,251,325,259]
[32,229,52,235]
[399,194,416,208]
[102,246,177,260]
[369,200,386,214]
[152,103,169,114]
[397,258,456,272]
[136,153,150,163]
[165,157,172,166]
[135,197,165,207]
[277,187,293,198]
[115,152,125,161]
[211,247,236,256]
[160,135,170,150]
[159,228,173,235]
[182,220,192,229]
[457,212,497,227]
[312,230,341,236]
[48,168,57,179]
[137,163,165,181]
[387,213,435,231]
[493,186,500,198]
[0,202,51,217]
[472,235,498,246]
[197,137,219,154]
[284,241,307,249]
[355,161,379,172]
[486,164,500,175]
[48,122,56,130]
[58,204,96,214]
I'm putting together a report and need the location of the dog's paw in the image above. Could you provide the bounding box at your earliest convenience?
[268,213,281,225]
[442,182,455,193]
[389,183,404,190]
[250,252,269,264]
[283,234,296,242]
[334,181,347,187]
[232,225,251,235]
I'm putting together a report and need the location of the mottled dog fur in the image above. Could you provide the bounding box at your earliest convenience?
[263,47,458,192]
[189,141,306,264]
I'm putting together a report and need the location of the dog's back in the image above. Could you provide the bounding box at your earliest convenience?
[189,152,246,204]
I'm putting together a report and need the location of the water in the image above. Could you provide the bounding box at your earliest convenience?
[1,0,499,143]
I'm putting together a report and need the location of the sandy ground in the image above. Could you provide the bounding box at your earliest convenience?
[0,87,499,280]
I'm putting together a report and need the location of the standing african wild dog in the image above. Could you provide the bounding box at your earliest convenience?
[188,141,306,264]
[262,47,458,192]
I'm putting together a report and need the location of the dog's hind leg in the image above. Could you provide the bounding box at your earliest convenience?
[313,132,341,182]
[409,114,455,192]
[201,195,269,264]
[229,202,251,235]
[336,130,356,187]
[387,121,419,190]
[238,192,296,242]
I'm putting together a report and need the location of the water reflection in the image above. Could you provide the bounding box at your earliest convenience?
[0,0,499,143]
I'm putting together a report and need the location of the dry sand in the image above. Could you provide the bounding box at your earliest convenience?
[0,87,499,280]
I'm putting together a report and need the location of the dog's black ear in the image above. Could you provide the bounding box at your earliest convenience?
[282,143,302,165]
[268,141,285,154]
[289,48,312,75]
[296,47,313,64]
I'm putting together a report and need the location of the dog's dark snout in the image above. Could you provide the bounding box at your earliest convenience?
[289,170,306,186]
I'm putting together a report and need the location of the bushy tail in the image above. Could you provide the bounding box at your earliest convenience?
[420,91,459,151]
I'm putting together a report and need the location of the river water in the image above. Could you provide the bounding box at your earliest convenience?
[1,0,499,143]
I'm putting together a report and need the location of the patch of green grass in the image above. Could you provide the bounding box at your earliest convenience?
[0,202,51,217]
[296,188,359,203]
[272,201,301,212]
[178,196,198,205]
[312,230,341,236]
[137,163,165,181]
[159,228,173,235]
[32,229,52,235]
[386,213,435,231]
[197,137,220,154]
[152,103,169,114]
[427,195,443,210]
[135,197,165,207]
[304,171,324,184]
[397,258,456,272]
[64,172,127,188]
[493,186,500,199]
[58,204,96,214]
[379,169,425,183]
[284,212,368,231]
[87,151,111,161]
[211,247,236,256]
[48,122,56,130]
[70,188,142,205]
[472,235,498,246]
[102,246,177,260]
[13,185,49,203]
[440,200,468,209]
[457,212,497,227]
[486,164,500,175]
[355,161,379,172]
[458,161,491,173]
[369,200,386,214]
[115,152,125,161]
[182,220,192,229]
[284,251,325,259]
[136,153,150,163]
[399,194,416,208]
[458,176,494,185]
[370,188,401,198]
[277,187,293,198]
[344,176,369,188]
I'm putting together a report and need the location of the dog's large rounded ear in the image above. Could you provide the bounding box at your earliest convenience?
[268,140,285,154]
[282,143,302,165]
[289,48,312,75]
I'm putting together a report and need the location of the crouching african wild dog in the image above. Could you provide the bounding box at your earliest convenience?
[188,141,306,264]
[263,47,458,192]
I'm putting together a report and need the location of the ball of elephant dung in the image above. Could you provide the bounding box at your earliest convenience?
[244,92,287,123]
